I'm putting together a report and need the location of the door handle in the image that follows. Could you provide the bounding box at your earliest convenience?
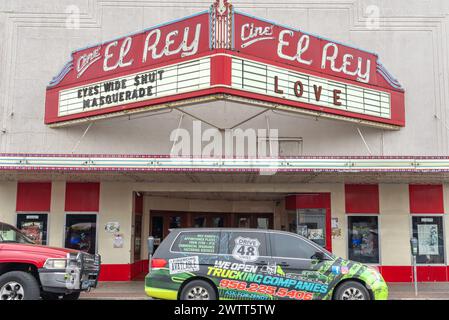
[255,261,268,266]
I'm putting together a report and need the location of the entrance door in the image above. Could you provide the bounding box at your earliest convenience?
[286,194,332,252]
[190,213,229,228]
[233,213,273,229]
[150,211,188,242]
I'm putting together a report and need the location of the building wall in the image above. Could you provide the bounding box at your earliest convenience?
[0,0,449,156]
[2,180,449,281]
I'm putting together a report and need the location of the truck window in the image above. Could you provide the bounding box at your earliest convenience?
[270,233,317,260]
[171,232,220,254]
[221,231,268,260]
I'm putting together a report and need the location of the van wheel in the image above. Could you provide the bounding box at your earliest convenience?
[180,280,216,300]
[334,281,371,300]
[0,271,40,300]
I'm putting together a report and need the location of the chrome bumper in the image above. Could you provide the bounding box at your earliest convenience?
[39,253,101,293]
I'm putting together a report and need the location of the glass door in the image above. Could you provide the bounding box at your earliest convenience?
[286,194,332,252]
[297,208,327,248]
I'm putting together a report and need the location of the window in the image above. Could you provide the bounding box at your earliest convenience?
[412,216,445,264]
[17,214,48,246]
[222,231,267,257]
[65,214,97,254]
[172,232,220,254]
[348,216,379,264]
[270,233,317,259]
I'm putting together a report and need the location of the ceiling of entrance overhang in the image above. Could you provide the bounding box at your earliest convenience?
[2,171,449,185]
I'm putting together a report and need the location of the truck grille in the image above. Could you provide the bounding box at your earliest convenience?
[81,253,101,272]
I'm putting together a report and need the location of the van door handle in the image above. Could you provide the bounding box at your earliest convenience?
[255,261,267,266]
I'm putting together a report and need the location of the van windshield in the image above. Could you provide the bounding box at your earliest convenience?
[0,223,34,244]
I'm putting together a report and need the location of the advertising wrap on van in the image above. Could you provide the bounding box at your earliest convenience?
[144,231,388,301]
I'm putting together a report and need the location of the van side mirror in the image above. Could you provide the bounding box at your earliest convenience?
[311,251,326,261]
[148,237,155,256]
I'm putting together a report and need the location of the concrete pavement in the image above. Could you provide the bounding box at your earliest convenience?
[80,282,449,300]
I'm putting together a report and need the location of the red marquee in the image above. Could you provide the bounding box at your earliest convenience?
[45,0,405,129]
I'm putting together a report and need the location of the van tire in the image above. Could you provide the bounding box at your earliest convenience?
[333,281,371,300]
[0,271,40,300]
[180,280,217,300]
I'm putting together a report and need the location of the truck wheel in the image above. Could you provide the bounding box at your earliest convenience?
[62,292,81,300]
[334,281,371,300]
[180,280,216,300]
[0,271,40,300]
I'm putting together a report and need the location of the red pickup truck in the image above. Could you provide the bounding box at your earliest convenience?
[0,222,100,300]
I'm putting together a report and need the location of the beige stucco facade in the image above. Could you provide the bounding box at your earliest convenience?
[1,0,449,283]
[5,180,448,271]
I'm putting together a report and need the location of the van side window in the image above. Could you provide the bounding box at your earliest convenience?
[171,232,220,254]
[222,232,267,258]
[270,233,317,259]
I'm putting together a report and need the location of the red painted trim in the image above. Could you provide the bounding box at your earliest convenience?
[65,182,100,212]
[409,185,444,214]
[134,193,143,215]
[211,54,232,86]
[98,261,149,281]
[345,184,379,214]
[380,266,449,283]
[379,266,413,283]
[1,154,449,160]
[98,264,132,281]
[285,194,332,252]
[16,182,52,212]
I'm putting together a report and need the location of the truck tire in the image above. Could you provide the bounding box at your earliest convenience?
[333,281,371,300]
[40,292,61,300]
[0,271,40,300]
[41,292,81,300]
[180,280,217,300]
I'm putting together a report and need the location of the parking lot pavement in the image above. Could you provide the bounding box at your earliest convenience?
[80,282,449,300]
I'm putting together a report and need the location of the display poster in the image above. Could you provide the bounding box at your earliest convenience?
[417,224,439,255]
[297,225,308,238]
[17,214,48,245]
[105,222,120,233]
[352,223,376,257]
[308,229,324,240]
[113,233,124,248]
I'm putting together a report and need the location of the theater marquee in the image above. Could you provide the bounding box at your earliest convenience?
[45,0,405,129]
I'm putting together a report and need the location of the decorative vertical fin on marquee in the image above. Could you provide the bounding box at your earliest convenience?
[210,0,234,49]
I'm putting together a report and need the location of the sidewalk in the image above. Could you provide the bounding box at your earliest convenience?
[80,282,449,300]
[389,283,449,300]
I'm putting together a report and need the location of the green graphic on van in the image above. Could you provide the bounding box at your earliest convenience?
[145,229,389,300]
